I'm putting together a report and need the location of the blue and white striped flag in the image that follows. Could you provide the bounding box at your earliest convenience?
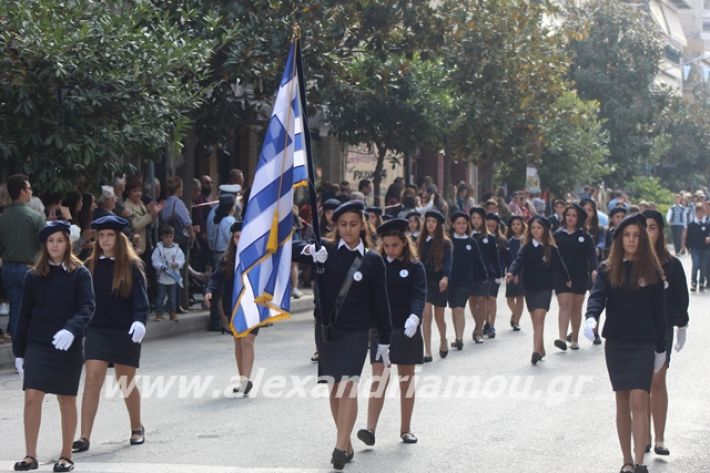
[230,42,309,336]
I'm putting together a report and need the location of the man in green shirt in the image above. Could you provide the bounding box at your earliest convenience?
[0,174,45,337]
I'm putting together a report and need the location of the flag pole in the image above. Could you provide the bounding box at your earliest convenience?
[293,27,324,264]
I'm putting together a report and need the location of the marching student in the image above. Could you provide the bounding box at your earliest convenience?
[548,198,566,232]
[468,207,499,342]
[553,204,598,351]
[358,218,426,446]
[506,216,571,365]
[12,221,95,473]
[685,203,710,292]
[205,222,259,396]
[72,215,149,454]
[449,211,487,350]
[581,198,609,345]
[484,213,507,338]
[320,198,340,237]
[406,211,422,242]
[505,216,526,331]
[666,194,688,256]
[416,210,452,361]
[584,214,667,473]
[603,207,628,260]
[643,209,689,457]
[366,206,384,242]
[293,201,391,470]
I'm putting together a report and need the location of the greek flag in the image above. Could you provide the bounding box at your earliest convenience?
[230,42,309,336]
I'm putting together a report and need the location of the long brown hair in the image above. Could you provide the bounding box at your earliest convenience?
[377,231,419,264]
[506,218,527,240]
[33,232,83,277]
[85,230,145,298]
[325,210,373,249]
[417,216,451,272]
[606,223,663,289]
[524,218,556,265]
[223,230,239,276]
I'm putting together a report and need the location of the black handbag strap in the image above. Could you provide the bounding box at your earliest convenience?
[328,253,364,325]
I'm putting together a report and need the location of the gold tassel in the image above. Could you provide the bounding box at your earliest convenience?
[266,210,279,254]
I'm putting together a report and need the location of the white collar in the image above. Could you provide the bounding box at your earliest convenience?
[453,233,468,239]
[99,255,116,260]
[426,235,433,242]
[338,239,365,256]
[562,228,576,235]
[386,256,396,263]
[48,261,68,271]
[532,239,542,248]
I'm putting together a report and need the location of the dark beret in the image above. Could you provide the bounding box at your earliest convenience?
[91,215,129,232]
[38,220,71,244]
[609,207,628,218]
[641,210,664,229]
[377,218,408,236]
[528,215,550,229]
[322,198,341,211]
[230,221,243,233]
[424,210,445,224]
[507,215,525,227]
[332,200,366,221]
[614,213,647,239]
[450,210,469,222]
[366,207,383,216]
[469,206,486,220]
[405,211,421,220]
[485,213,501,223]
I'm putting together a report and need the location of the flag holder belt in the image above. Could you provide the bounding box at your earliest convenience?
[321,254,363,343]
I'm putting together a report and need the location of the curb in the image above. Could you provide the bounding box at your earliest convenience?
[0,294,314,372]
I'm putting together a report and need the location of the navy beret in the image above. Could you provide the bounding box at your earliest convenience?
[405,211,421,220]
[38,220,71,244]
[469,206,486,220]
[529,215,551,229]
[382,214,395,222]
[450,210,469,222]
[614,213,647,239]
[579,198,596,209]
[609,207,628,218]
[322,198,341,211]
[91,215,129,231]
[507,215,525,227]
[230,221,243,233]
[424,210,445,224]
[485,213,501,223]
[366,207,383,216]
[641,210,664,229]
[332,200,365,221]
[377,218,408,236]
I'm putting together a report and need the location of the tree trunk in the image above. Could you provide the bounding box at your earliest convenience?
[373,144,387,208]
[478,155,495,197]
[180,125,197,310]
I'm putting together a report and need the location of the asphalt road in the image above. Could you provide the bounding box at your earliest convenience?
[0,256,708,473]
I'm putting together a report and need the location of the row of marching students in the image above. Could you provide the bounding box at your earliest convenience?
[12,216,149,472]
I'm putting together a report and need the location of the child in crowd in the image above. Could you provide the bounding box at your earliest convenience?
[151,224,185,321]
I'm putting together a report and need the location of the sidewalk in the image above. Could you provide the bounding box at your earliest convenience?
[0,290,314,372]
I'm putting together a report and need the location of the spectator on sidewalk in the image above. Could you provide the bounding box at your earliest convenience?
[151,225,185,322]
[159,177,193,252]
[0,174,45,338]
[666,193,688,256]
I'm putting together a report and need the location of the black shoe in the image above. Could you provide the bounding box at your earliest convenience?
[346,450,354,463]
[645,443,651,453]
[130,426,145,445]
[483,322,490,336]
[634,465,649,473]
[690,284,697,292]
[512,324,521,332]
[456,339,464,350]
[554,339,568,351]
[654,445,670,456]
[242,380,253,397]
[618,464,634,473]
[13,456,38,471]
[593,334,602,345]
[423,355,433,363]
[700,285,705,292]
[331,448,348,470]
[53,457,74,473]
[310,351,319,362]
[531,352,543,365]
[566,333,573,342]
[439,350,448,359]
[357,428,375,446]
[401,432,418,444]
[473,335,484,344]
[487,327,496,339]
[71,437,90,452]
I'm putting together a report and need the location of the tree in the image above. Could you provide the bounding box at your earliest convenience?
[439,0,570,193]
[0,0,214,192]
[538,91,610,196]
[565,0,673,186]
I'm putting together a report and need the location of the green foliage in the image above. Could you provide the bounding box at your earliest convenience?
[626,176,674,214]
[0,0,214,193]
[565,0,673,186]
[538,91,610,195]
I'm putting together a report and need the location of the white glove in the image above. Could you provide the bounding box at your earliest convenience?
[654,351,667,373]
[675,326,687,353]
[494,278,502,284]
[375,343,391,367]
[15,357,24,376]
[583,318,597,342]
[128,321,146,344]
[304,244,328,263]
[403,314,419,338]
[52,329,75,351]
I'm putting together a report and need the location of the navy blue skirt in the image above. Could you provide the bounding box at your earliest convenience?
[369,328,423,365]
[426,277,448,307]
[314,324,369,383]
[23,342,84,396]
[604,339,654,392]
[448,284,470,309]
[524,290,553,311]
[505,280,524,297]
[85,326,141,368]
